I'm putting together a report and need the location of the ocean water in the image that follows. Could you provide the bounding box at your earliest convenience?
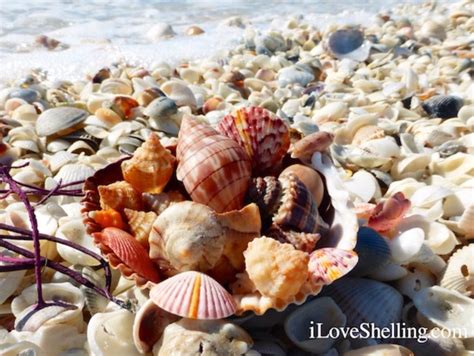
[0,0,453,83]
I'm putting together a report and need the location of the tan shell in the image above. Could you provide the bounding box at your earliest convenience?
[98,180,144,212]
[124,209,157,248]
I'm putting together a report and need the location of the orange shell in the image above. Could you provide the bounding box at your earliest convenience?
[98,180,144,212]
[368,192,411,234]
[176,116,252,213]
[217,106,290,175]
[124,208,157,248]
[121,133,175,194]
[92,227,160,284]
[90,209,125,229]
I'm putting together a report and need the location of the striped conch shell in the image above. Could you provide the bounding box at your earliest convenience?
[121,132,175,193]
[176,116,252,213]
[98,180,144,212]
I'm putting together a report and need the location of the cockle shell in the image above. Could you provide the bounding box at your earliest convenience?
[413,286,474,337]
[280,164,325,206]
[98,180,144,212]
[176,116,251,213]
[217,106,290,174]
[368,192,411,234]
[121,133,175,193]
[155,318,253,356]
[124,209,157,248]
[36,107,88,137]
[291,131,334,162]
[439,245,474,297]
[308,248,358,285]
[92,227,160,285]
[284,297,346,354]
[149,271,236,319]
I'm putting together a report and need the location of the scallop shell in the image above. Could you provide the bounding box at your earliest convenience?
[422,95,464,119]
[439,245,474,297]
[98,180,144,212]
[349,227,391,277]
[291,131,334,162]
[121,133,175,193]
[92,227,160,285]
[280,164,325,206]
[413,286,474,338]
[308,248,358,285]
[149,271,236,319]
[217,106,290,174]
[124,209,157,248]
[368,192,411,234]
[36,107,88,137]
[284,297,346,354]
[176,116,251,213]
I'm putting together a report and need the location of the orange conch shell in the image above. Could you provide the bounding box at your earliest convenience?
[368,192,411,234]
[98,180,144,212]
[121,133,175,193]
[217,106,290,175]
[89,209,125,229]
[124,209,157,248]
[92,227,160,284]
[176,116,251,213]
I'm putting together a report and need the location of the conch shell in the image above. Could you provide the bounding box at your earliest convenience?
[124,209,157,248]
[176,116,252,213]
[121,132,175,193]
[98,180,144,212]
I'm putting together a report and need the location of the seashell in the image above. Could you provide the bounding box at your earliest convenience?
[87,310,141,356]
[422,95,464,119]
[149,271,236,319]
[94,107,122,126]
[155,318,253,355]
[99,78,132,95]
[419,20,446,40]
[344,169,381,203]
[0,252,27,305]
[107,95,139,119]
[121,133,175,193]
[146,23,176,41]
[67,140,96,155]
[92,227,160,284]
[368,261,408,282]
[143,96,177,118]
[89,209,125,230]
[308,248,358,285]
[245,176,281,221]
[161,81,197,109]
[349,227,391,277]
[409,185,453,209]
[413,286,474,337]
[12,282,85,332]
[217,106,290,175]
[45,150,77,173]
[351,125,385,146]
[430,152,474,184]
[284,297,347,354]
[322,278,403,344]
[186,25,204,36]
[8,88,40,103]
[368,192,411,234]
[345,344,413,356]
[98,180,144,212]
[328,29,370,62]
[291,131,334,162]
[458,204,474,238]
[124,208,157,248]
[36,107,88,137]
[10,139,39,153]
[439,245,474,297]
[360,137,401,160]
[280,164,325,206]
[394,264,436,299]
[91,67,111,83]
[277,66,314,87]
[55,163,95,190]
[142,191,185,215]
[0,341,44,355]
[313,101,348,124]
[203,96,225,114]
[176,116,251,213]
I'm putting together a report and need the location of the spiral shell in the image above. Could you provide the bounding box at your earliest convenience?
[217,106,290,175]
[280,164,325,206]
[245,176,282,220]
[149,271,236,319]
[92,227,160,285]
[291,131,334,162]
[89,209,126,230]
[124,209,157,248]
[121,133,175,193]
[98,180,144,212]
[176,116,251,213]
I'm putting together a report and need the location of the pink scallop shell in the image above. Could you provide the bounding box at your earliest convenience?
[149,271,236,319]
[308,248,358,285]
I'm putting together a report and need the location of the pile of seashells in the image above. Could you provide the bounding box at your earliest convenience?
[0,0,473,354]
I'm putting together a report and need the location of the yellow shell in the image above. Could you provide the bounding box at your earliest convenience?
[98,180,144,212]
[124,209,157,248]
[121,133,175,193]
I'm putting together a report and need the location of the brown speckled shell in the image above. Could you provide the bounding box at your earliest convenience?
[176,116,252,213]
[245,176,282,219]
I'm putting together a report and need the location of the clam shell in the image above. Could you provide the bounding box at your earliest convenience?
[284,297,346,354]
[92,227,160,284]
[176,116,251,213]
[217,106,290,175]
[344,170,381,203]
[98,180,144,212]
[149,271,236,319]
[121,133,175,193]
[458,204,474,238]
[143,96,177,118]
[422,95,464,119]
[413,286,474,338]
[124,209,157,248]
[99,78,132,95]
[349,227,391,277]
[308,248,358,285]
[36,107,88,137]
[161,81,197,109]
[439,245,474,297]
[368,192,411,234]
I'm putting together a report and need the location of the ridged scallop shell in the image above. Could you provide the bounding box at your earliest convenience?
[121,133,175,193]
[308,248,358,285]
[176,116,251,213]
[98,180,144,212]
[149,271,236,319]
[124,209,157,248]
[291,131,334,162]
[280,164,325,206]
[92,227,160,285]
[349,227,391,277]
[368,192,411,234]
[284,297,346,354]
[439,245,474,297]
[321,278,403,344]
[217,106,290,174]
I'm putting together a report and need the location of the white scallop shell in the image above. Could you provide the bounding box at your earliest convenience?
[439,245,474,297]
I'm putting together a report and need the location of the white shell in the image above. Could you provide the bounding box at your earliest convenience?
[367,261,408,282]
[0,251,27,304]
[439,245,474,297]
[161,81,197,109]
[394,264,436,299]
[343,170,381,203]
